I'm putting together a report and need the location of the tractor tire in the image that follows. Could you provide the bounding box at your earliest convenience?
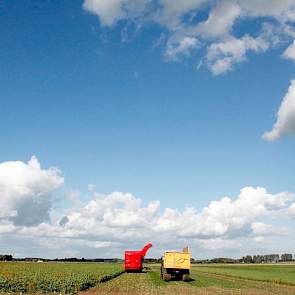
[161,266,171,281]
[182,274,190,282]
[163,273,172,281]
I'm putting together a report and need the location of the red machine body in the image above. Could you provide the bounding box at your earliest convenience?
[124,243,152,272]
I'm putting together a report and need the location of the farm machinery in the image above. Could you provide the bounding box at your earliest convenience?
[124,243,152,272]
[161,246,191,281]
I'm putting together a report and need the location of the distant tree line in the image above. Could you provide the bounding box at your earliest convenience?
[192,254,294,264]
[192,258,240,264]
[241,253,293,264]
[14,257,124,263]
[0,255,13,261]
[1,253,294,264]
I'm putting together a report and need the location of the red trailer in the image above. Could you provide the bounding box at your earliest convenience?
[124,243,152,272]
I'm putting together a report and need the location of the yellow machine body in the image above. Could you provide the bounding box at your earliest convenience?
[163,251,191,270]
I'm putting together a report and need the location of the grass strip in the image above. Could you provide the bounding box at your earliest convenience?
[147,270,167,286]
[194,270,295,287]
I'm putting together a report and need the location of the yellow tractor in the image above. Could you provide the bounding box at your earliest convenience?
[161,246,191,282]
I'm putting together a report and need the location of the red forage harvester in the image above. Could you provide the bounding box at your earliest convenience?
[124,243,152,272]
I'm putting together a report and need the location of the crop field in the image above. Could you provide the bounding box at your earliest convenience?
[0,262,123,294]
[0,262,295,294]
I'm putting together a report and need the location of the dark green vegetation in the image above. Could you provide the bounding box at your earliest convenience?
[0,262,123,294]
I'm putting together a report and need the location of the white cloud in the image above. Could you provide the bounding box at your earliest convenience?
[238,0,295,20]
[77,191,160,228]
[83,0,295,28]
[196,1,241,38]
[206,35,269,75]
[0,222,15,234]
[199,238,241,250]
[0,156,64,226]
[165,36,198,61]
[155,0,207,28]
[263,79,295,141]
[0,156,294,257]
[83,0,126,26]
[251,222,272,236]
[83,0,295,75]
[289,203,295,216]
[283,40,295,61]
[83,0,151,26]
[254,236,265,243]
[18,186,294,248]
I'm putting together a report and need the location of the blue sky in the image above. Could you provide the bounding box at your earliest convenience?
[0,1,295,258]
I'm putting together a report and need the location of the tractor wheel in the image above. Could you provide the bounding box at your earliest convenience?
[182,274,190,282]
[161,267,171,281]
[163,273,172,281]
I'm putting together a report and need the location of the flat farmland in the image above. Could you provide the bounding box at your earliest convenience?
[0,262,123,294]
[1,262,295,294]
[90,264,295,295]
[191,264,295,285]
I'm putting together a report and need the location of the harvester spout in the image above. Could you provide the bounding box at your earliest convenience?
[140,243,152,257]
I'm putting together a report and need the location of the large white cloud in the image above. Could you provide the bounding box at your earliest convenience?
[21,186,295,258]
[263,79,295,141]
[16,186,294,252]
[0,157,294,257]
[0,156,64,226]
[83,0,295,75]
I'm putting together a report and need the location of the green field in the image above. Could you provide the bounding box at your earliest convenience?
[192,264,295,285]
[0,262,295,294]
[0,262,123,294]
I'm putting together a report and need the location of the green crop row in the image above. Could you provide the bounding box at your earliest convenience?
[0,262,124,294]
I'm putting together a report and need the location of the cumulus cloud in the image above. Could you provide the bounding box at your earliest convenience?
[83,0,295,75]
[0,156,64,226]
[17,186,294,252]
[0,156,294,257]
[263,79,295,141]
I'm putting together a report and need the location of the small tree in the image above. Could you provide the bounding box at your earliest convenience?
[242,255,253,263]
